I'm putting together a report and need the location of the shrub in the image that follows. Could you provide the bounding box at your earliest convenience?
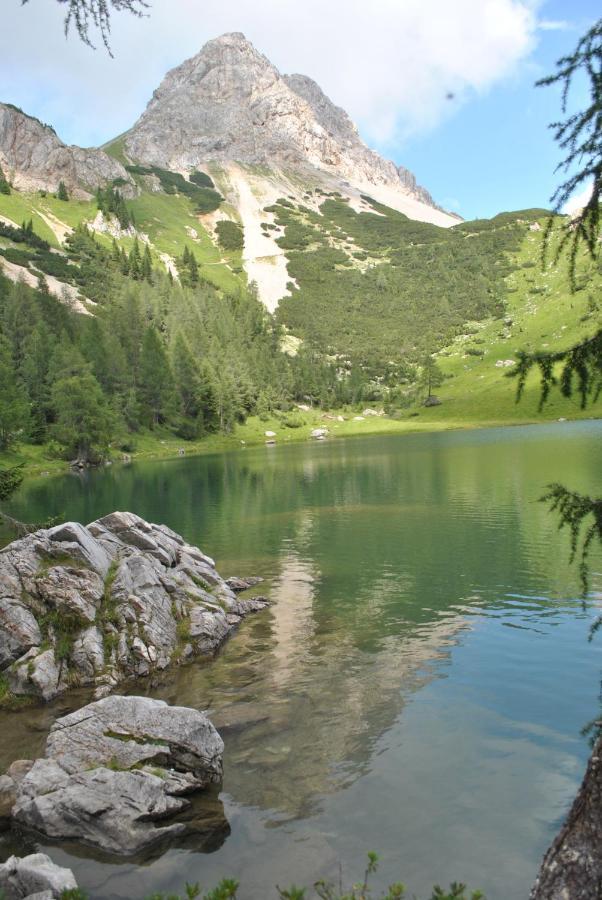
[190,170,215,189]
[215,220,244,252]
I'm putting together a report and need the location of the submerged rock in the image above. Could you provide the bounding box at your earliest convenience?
[0,853,77,899]
[0,511,268,703]
[5,695,224,855]
[225,575,264,593]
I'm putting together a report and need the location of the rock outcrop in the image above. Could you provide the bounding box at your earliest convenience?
[0,102,133,198]
[122,33,456,225]
[0,511,267,703]
[2,695,224,855]
[0,853,77,899]
[531,737,602,899]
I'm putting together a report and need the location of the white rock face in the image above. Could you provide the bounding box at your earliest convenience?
[123,32,457,226]
[0,103,133,198]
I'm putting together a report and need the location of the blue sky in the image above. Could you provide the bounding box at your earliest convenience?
[1,0,599,220]
[395,1,599,218]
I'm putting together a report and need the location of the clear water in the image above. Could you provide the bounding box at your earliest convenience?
[1,422,601,900]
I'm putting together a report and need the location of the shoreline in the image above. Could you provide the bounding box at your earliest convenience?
[2,405,601,481]
[0,407,602,478]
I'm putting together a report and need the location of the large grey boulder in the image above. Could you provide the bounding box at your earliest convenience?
[0,853,77,900]
[0,511,268,702]
[7,696,224,855]
[45,695,224,780]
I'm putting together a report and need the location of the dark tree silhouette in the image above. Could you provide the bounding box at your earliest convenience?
[537,20,602,286]
[512,19,602,602]
[20,0,149,54]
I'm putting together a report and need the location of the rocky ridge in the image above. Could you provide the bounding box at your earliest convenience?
[0,511,268,703]
[0,102,133,198]
[1,694,224,854]
[122,33,455,225]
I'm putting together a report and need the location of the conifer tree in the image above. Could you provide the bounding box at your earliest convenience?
[142,243,153,282]
[419,354,444,400]
[0,164,10,195]
[129,238,142,280]
[138,326,175,426]
[57,180,69,201]
[0,336,30,451]
[188,249,199,287]
[21,0,149,55]
[119,246,130,276]
[51,366,115,462]
[513,19,602,599]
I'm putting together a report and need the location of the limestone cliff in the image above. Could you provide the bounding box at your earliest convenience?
[122,32,456,226]
[0,102,133,198]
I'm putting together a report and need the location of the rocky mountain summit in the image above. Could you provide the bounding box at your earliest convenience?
[0,511,267,703]
[1,695,225,854]
[122,32,453,223]
[0,102,132,198]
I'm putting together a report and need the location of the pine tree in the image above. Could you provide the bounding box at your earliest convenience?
[419,354,444,400]
[138,326,175,427]
[188,249,199,287]
[21,0,150,55]
[57,180,69,201]
[51,366,115,462]
[129,238,142,280]
[178,246,200,288]
[0,164,10,195]
[513,20,602,601]
[0,336,30,451]
[142,243,153,282]
[119,246,130,276]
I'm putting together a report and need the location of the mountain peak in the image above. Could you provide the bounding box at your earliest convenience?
[123,33,453,225]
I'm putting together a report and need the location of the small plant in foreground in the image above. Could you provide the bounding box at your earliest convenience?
[56,855,484,899]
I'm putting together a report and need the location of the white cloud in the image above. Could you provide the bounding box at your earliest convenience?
[0,0,542,150]
[563,182,593,216]
[538,19,571,31]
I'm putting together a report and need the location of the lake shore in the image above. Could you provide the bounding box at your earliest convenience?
[2,398,601,480]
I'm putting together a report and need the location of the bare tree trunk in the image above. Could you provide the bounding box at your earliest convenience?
[531,737,602,899]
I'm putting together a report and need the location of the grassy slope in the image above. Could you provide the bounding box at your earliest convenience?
[417,220,602,425]
[0,187,244,294]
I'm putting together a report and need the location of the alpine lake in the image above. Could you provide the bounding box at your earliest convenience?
[1,421,601,900]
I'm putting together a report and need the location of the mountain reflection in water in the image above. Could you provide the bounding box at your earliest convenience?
[1,422,601,900]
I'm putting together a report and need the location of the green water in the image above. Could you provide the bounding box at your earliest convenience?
[1,422,602,899]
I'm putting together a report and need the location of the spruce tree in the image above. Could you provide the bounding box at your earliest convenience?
[514,20,602,601]
[120,247,130,276]
[138,326,175,427]
[142,243,153,282]
[188,249,199,286]
[0,336,30,451]
[129,238,142,280]
[0,164,10,195]
[51,366,115,463]
[57,180,69,201]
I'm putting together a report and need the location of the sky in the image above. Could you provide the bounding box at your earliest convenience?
[1,0,599,219]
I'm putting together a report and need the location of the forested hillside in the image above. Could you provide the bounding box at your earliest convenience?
[1,165,600,471]
[274,194,550,369]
